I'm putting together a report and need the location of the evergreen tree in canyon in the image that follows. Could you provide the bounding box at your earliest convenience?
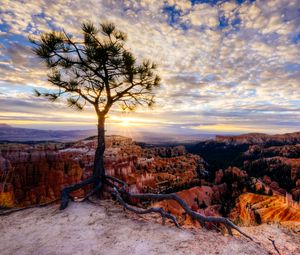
[30,22,251,239]
[30,21,160,209]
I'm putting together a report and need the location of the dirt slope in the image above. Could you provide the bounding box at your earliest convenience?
[0,200,298,255]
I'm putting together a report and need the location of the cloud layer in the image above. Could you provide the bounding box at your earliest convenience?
[0,0,300,134]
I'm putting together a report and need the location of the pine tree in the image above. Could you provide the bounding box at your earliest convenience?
[30,21,160,209]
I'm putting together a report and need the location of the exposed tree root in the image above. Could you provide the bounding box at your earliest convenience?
[60,176,95,210]
[105,176,253,240]
[79,182,103,202]
[0,199,59,216]
[125,192,253,239]
[0,177,99,215]
[268,238,281,255]
[112,187,180,227]
[2,174,252,241]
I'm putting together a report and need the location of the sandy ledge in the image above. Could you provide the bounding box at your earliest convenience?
[1,200,298,255]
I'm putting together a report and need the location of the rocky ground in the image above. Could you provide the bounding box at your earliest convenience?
[1,200,299,255]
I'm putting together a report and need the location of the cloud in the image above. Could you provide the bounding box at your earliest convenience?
[187,3,219,27]
[0,0,299,134]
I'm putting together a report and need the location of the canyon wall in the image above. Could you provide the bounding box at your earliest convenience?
[216,132,300,145]
[0,136,202,207]
[1,133,300,235]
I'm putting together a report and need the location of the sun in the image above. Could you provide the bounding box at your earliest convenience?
[121,118,131,127]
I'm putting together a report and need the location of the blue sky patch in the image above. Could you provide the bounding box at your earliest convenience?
[163,4,182,26]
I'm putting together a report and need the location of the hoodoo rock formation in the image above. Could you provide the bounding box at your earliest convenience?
[230,193,300,234]
[0,136,202,207]
[1,133,300,237]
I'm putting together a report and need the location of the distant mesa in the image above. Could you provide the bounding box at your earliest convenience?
[216,132,300,145]
[1,123,300,146]
[0,124,212,144]
[0,123,12,128]
[0,124,96,142]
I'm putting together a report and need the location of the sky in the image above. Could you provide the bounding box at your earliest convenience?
[0,0,300,135]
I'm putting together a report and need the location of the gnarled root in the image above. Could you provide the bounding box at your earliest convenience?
[105,176,253,240]
[112,187,180,227]
[58,174,252,240]
[60,177,96,210]
[0,198,59,216]
[268,238,281,255]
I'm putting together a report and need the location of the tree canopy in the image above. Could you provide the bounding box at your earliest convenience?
[30,21,160,116]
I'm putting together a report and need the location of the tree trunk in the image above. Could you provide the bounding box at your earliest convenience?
[58,113,106,209]
[93,114,106,186]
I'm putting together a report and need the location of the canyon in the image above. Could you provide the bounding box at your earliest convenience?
[1,132,300,237]
[0,135,201,207]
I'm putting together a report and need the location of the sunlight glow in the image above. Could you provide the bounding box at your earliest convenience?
[121,118,131,127]
[109,115,158,127]
[191,124,262,133]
